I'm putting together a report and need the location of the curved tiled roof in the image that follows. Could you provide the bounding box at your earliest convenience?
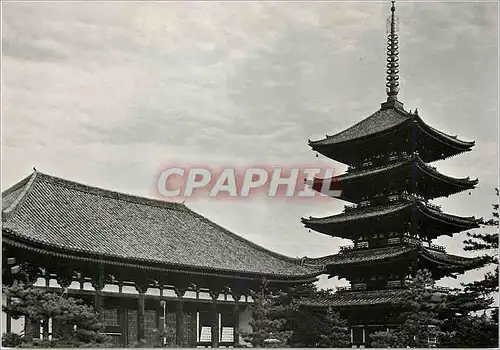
[2,172,321,280]
[331,155,477,186]
[301,289,409,308]
[309,107,411,146]
[311,155,478,203]
[309,105,474,149]
[302,199,480,229]
[421,247,483,269]
[416,116,475,148]
[303,202,410,225]
[304,245,480,272]
[305,245,415,266]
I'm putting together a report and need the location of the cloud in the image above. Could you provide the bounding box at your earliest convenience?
[2,2,498,290]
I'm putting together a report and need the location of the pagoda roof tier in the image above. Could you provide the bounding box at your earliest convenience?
[312,154,478,203]
[305,245,482,278]
[2,172,321,282]
[308,104,475,166]
[301,289,409,308]
[302,198,480,239]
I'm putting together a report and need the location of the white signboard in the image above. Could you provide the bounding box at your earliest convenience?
[200,326,212,342]
[221,327,234,343]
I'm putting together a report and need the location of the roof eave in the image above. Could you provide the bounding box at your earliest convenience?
[3,230,321,282]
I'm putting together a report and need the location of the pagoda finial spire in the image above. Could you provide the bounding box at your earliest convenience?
[386,1,400,101]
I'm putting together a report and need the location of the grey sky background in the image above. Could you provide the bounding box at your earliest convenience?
[2,1,498,289]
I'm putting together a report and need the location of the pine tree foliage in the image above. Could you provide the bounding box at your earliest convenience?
[317,307,350,348]
[286,284,349,348]
[438,188,499,347]
[240,280,293,348]
[369,270,448,348]
[370,330,402,348]
[464,188,498,253]
[439,312,498,348]
[462,188,499,300]
[2,283,112,348]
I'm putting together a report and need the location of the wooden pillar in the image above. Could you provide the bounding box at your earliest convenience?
[135,283,148,342]
[210,291,219,348]
[138,293,146,341]
[232,294,241,345]
[174,287,187,347]
[92,267,106,324]
[176,299,185,346]
[93,286,104,323]
[119,304,126,347]
[25,270,40,340]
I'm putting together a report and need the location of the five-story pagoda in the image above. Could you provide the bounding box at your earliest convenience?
[302,2,482,346]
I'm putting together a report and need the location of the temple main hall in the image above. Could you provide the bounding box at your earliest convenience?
[2,171,321,347]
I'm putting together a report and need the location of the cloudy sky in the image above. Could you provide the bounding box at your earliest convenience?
[2,1,498,289]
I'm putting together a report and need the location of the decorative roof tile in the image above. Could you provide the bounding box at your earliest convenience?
[304,202,410,225]
[2,172,321,280]
[309,108,410,146]
[305,246,415,266]
[311,155,478,203]
[309,107,474,149]
[304,245,480,272]
[330,155,477,186]
[301,289,409,308]
[421,247,483,268]
[303,199,480,229]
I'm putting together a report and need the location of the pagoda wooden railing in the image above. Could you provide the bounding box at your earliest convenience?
[339,245,355,252]
[425,202,442,212]
[339,241,369,252]
[346,152,411,173]
[386,280,405,288]
[337,280,414,293]
[339,236,446,253]
[336,283,367,292]
[402,235,421,246]
[343,193,433,213]
[344,204,358,212]
[428,243,446,252]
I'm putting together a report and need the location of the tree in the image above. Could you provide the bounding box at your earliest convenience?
[439,311,498,348]
[317,307,350,348]
[2,283,112,348]
[462,187,499,305]
[240,280,293,348]
[286,284,350,348]
[370,330,403,348]
[369,270,448,348]
[439,188,499,347]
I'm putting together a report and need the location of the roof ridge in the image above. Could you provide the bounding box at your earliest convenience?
[184,206,311,266]
[417,201,479,221]
[2,172,39,220]
[415,116,475,147]
[415,156,478,184]
[328,107,409,140]
[420,246,474,260]
[305,245,415,261]
[334,156,411,180]
[32,171,186,211]
[326,288,408,298]
[304,200,412,222]
[309,106,411,146]
[326,154,476,186]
